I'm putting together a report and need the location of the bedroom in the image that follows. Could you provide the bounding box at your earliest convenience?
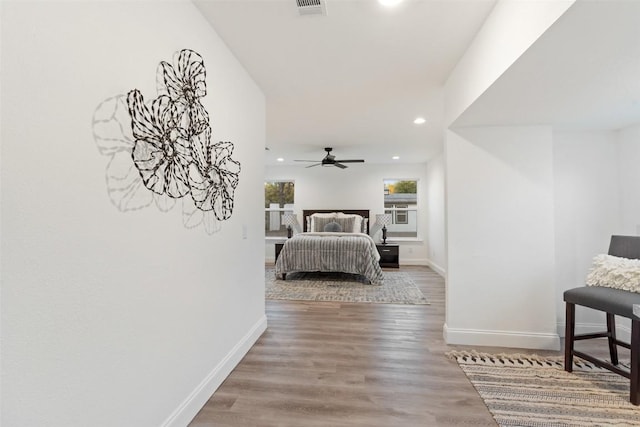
[2,0,640,426]
[263,162,440,270]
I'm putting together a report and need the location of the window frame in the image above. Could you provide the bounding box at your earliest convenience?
[264,180,295,239]
[383,179,419,240]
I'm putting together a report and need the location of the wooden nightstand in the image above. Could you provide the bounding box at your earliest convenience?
[376,244,399,268]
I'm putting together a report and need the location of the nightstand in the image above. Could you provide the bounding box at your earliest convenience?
[376,244,399,268]
[275,243,285,262]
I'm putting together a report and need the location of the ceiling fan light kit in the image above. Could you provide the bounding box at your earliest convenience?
[294,147,365,169]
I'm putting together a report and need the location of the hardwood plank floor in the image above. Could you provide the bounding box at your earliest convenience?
[189,265,612,427]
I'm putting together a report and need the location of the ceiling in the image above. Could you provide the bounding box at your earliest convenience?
[453,0,640,131]
[194,0,497,166]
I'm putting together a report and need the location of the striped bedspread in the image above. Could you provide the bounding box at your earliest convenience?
[275,232,383,284]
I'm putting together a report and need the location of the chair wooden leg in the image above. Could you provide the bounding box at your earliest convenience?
[631,319,639,405]
[607,313,619,365]
[565,302,575,372]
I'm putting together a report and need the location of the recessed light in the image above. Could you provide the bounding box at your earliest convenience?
[414,117,426,125]
[379,0,403,7]
[392,156,400,160]
[276,158,284,162]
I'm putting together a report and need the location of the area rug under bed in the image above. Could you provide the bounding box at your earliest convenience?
[265,268,429,305]
[448,350,640,426]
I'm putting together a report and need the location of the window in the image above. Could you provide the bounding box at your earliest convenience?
[383,179,418,239]
[394,205,408,224]
[265,181,294,237]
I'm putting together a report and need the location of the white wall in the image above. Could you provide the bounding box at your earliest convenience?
[445,0,573,126]
[443,0,640,351]
[618,124,640,236]
[1,1,266,426]
[445,126,558,350]
[552,131,621,335]
[264,163,430,266]
[551,127,640,340]
[425,154,446,276]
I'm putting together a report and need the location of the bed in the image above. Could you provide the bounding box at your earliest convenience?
[274,209,384,285]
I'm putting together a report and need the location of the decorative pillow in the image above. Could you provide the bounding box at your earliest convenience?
[323,221,343,232]
[311,214,337,232]
[336,213,362,233]
[334,217,354,234]
[361,218,368,234]
[586,254,640,293]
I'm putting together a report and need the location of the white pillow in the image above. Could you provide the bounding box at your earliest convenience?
[586,254,640,293]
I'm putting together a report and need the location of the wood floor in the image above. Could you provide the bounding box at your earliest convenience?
[189,265,607,427]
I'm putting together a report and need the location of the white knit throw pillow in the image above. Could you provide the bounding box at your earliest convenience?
[586,254,640,293]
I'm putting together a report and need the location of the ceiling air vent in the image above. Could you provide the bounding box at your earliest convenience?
[296,0,327,16]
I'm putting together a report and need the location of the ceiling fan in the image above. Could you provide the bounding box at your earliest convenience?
[294,147,365,169]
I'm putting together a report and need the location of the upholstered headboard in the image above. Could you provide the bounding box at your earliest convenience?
[303,209,370,234]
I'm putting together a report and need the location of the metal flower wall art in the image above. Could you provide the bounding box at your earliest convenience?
[91,49,241,235]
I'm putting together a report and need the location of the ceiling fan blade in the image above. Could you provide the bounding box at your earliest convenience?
[334,159,364,163]
[295,149,363,168]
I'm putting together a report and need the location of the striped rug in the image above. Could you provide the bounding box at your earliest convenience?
[265,268,429,304]
[448,351,640,426]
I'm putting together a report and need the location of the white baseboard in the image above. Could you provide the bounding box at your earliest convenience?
[426,260,445,277]
[399,259,446,278]
[161,315,268,427]
[399,258,429,266]
[443,323,560,350]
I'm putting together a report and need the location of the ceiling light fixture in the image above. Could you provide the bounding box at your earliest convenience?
[378,0,403,7]
[413,117,426,125]
[392,156,400,160]
[276,158,284,162]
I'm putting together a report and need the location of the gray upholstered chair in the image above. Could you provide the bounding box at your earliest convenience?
[564,235,640,405]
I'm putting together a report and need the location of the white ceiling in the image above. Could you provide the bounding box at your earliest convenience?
[453,0,640,131]
[195,0,640,167]
[194,0,497,165]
